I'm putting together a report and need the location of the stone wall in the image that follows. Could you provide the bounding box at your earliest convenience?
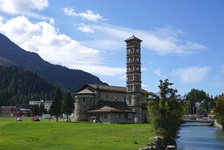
[95,90,126,103]
[74,95,95,121]
[214,119,224,130]
[88,113,134,124]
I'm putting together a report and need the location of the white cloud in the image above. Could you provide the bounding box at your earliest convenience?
[154,68,167,79]
[82,39,123,51]
[118,74,126,80]
[63,8,103,22]
[49,18,55,25]
[142,83,148,89]
[83,24,206,56]
[0,16,100,66]
[0,16,127,77]
[0,0,48,14]
[172,66,211,84]
[68,64,125,77]
[77,23,94,33]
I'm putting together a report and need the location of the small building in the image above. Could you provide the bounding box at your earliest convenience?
[29,100,52,112]
[0,106,18,117]
[0,106,30,116]
[86,101,135,123]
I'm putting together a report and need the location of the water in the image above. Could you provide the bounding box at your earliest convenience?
[177,122,224,150]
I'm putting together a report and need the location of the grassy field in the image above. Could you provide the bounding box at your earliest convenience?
[0,117,155,150]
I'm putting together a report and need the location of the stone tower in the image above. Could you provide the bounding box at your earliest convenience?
[125,35,143,123]
[74,89,95,121]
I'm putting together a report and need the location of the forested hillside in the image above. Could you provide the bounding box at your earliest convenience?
[0,33,107,92]
[0,66,55,106]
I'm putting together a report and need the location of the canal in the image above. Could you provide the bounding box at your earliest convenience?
[177,122,224,150]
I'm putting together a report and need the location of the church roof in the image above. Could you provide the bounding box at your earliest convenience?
[76,88,95,95]
[86,101,135,113]
[75,83,148,95]
[88,84,126,92]
[125,35,142,42]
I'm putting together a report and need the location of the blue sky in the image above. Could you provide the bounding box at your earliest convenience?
[0,0,223,96]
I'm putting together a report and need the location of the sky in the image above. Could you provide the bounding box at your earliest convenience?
[0,0,223,97]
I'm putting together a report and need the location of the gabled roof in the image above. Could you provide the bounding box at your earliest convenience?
[76,83,148,95]
[76,88,95,95]
[88,84,126,93]
[86,101,135,113]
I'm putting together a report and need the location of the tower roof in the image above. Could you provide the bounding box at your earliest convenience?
[125,35,142,42]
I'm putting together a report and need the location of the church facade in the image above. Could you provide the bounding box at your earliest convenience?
[74,36,149,123]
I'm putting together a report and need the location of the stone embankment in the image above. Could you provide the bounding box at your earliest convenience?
[214,119,224,130]
[139,136,176,150]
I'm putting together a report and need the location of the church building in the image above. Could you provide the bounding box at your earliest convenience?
[74,36,149,123]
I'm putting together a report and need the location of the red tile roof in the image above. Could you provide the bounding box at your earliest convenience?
[86,101,135,113]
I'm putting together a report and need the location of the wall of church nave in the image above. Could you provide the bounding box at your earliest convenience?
[95,91,126,102]
[88,113,134,124]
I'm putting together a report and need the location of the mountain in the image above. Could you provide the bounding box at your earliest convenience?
[0,66,54,106]
[0,33,106,92]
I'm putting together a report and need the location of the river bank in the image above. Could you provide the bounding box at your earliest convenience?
[214,119,224,130]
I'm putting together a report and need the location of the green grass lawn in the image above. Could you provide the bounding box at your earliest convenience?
[0,117,155,150]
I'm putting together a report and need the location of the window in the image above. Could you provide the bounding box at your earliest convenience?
[104,114,107,118]
[125,113,128,119]
[130,85,133,91]
[115,96,117,101]
[117,114,120,119]
[129,96,132,104]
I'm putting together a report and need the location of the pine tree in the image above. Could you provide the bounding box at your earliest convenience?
[62,92,74,122]
[39,103,45,116]
[33,105,39,116]
[49,86,63,122]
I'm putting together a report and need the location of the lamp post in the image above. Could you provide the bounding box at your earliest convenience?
[134,116,138,144]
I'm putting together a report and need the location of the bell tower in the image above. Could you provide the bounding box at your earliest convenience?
[125,35,143,122]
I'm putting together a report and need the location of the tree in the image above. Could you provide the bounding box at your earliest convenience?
[145,79,184,146]
[186,89,210,114]
[62,92,74,122]
[0,66,54,106]
[38,103,46,116]
[49,86,63,122]
[214,95,224,125]
[33,105,39,116]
